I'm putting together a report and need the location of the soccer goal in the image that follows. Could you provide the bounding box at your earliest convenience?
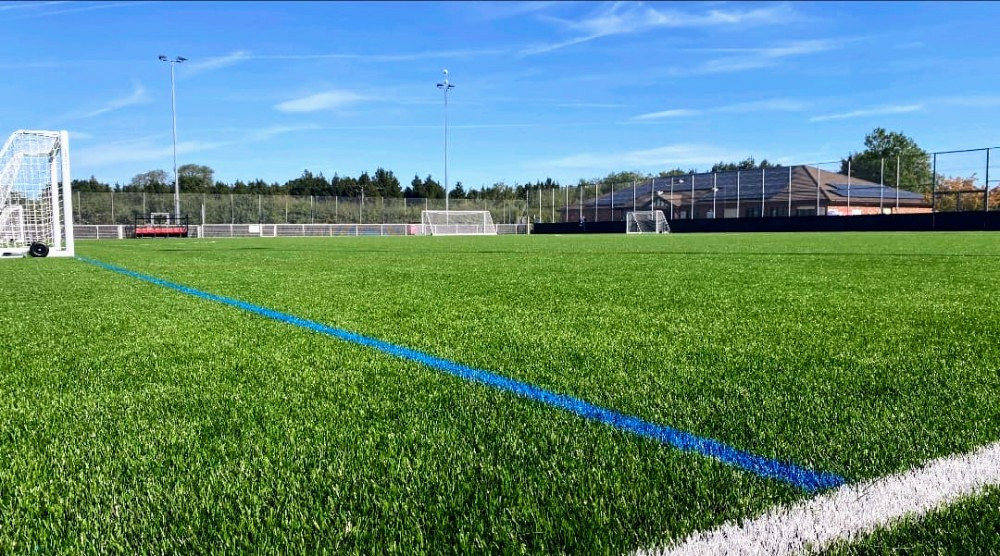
[420,210,497,235]
[626,210,670,234]
[0,130,73,257]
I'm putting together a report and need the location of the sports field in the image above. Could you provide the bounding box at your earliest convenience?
[2,232,998,554]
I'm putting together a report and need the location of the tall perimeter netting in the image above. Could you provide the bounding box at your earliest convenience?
[0,130,73,257]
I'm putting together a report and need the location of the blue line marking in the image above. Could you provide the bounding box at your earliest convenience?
[78,256,845,492]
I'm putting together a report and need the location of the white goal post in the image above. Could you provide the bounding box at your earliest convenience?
[626,210,670,234]
[420,210,497,235]
[1,130,73,257]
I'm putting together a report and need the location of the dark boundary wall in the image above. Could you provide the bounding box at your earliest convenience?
[533,211,1000,234]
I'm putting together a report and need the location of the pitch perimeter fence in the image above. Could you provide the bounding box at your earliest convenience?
[72,147,1000,227]
[74,223,528,240]
[535,211,1000,234]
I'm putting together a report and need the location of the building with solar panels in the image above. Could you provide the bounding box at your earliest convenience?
[564,165,931,222]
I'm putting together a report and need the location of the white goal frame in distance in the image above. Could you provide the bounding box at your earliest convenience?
[420,210,498,236]
[0,130,74,257]
[626,210,670,234]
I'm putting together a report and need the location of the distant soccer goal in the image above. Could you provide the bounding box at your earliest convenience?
[1,130,73,257]
[626,210,670,234]
[420,210,497,235]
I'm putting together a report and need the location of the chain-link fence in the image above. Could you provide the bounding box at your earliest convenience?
[931,147,1000,212]
[73,147,999,225]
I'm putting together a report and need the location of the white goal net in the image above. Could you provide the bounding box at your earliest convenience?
[1,130,73,257]
[420,210,497,235]
[626,210,670,234]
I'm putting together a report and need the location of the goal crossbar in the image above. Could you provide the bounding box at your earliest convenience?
[420,210,497,235]
[626,210,670,234]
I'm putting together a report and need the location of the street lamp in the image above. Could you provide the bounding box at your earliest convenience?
[159,55,187,222]
[436,69,455,212]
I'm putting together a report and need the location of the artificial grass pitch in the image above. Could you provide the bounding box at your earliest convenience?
[1,232,997,553]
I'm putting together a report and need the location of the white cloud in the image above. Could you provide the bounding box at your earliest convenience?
[554,102,626,109]
[633,109,702,120]
[275,90,367,113]
[75,138,226,167]
[809,104,924,122]
[678,39,841,75]
[9,1,147,19]
[546,143,747,171]
[0,1,66,11]
[79,82,151,118]
[182,50,251,75]
[633,98,808,121]
[248,124,322,141]
[523,3,797,55]
[66,130,94,140]
[257,48,507,63]
[468,1,561,20]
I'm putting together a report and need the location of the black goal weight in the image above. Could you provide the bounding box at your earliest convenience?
[28,243,49,258]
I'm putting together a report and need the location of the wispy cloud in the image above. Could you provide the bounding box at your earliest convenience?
[66,130,94,141]
[468,1,562,21]
[554,102,626,109]
[75,82,151,119]
[0,1,66,11]
[182,50,251,75]
[275,90,368,113]
[546,143,746,171]
[676,39,841,75]
[6,1,148,19]
[256,48,507,63]
[75,137,226,167]
[634,109,701,120]
[523,3,797,55]
[809,104,924,122]
[633,98,808,121]
[248,124,322,141]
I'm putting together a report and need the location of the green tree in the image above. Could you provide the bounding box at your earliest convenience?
[177,164,214,193]
[450,181,467,199]
[71,175,111,192]
[285,170,330,196]
[423,175,445,198]
[841,128,932,192]
[600,170,648,185]
[405,174,424,198]
[357,171,376,197]
[126,169,170,193]
[373,168,402,198]
[711,156,777,172]
[658,168,690,177]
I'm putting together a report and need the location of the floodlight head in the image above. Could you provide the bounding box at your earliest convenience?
[177,56,187,62]
[158,55,168,61]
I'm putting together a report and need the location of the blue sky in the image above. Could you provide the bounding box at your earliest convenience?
[2,1,999,189]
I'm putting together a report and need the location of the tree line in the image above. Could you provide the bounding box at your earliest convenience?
[72,165,566,202]
[72,128,946,198]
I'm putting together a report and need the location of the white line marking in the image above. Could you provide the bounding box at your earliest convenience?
[636,441,1000,556]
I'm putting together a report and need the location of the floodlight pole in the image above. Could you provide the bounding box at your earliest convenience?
[437,69,455,212]
[159,55,186,222]
[713,173,718,218]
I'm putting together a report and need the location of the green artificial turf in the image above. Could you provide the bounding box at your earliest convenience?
[824,487,1000,555]
[1,232,997,553]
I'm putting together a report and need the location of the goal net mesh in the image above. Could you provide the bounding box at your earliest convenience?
[626,210,670,234]
[0,130,73,256]
[420,210,497,235]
